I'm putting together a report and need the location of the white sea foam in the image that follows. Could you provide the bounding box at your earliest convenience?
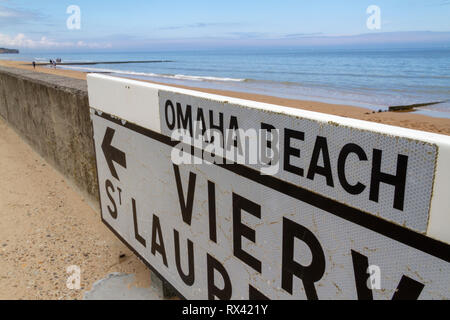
[60,65,245,82]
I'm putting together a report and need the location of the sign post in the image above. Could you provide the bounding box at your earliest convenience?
[88,73,450,300]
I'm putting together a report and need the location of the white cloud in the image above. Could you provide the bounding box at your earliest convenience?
[0,33,112,49]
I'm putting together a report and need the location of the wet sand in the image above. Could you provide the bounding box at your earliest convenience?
[1,59,449,135]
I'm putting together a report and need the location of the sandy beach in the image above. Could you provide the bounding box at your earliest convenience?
[0,115,158,299]
[1,59,449,136]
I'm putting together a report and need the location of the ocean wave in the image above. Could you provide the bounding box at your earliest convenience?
[168,74,245,82]
[60,65,245,82]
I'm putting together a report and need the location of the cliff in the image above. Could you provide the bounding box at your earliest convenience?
[0,48,19,54]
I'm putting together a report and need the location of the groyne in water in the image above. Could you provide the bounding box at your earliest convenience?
[31,60,173,66]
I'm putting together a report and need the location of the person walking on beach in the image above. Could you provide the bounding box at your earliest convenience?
[32,61,36,69]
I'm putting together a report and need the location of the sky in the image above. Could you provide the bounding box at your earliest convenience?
[0,0,450,51]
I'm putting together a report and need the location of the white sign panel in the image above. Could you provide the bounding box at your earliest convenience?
[158,91,437,233]
[88,74,450,300]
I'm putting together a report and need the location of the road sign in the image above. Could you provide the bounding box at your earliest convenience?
[88,74,450,300]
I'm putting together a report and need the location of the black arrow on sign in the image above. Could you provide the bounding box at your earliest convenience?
[102,127,127,181]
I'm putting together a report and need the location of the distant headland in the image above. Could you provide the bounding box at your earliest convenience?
[0,48,19,54]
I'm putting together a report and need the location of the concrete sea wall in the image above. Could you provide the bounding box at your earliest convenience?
[0,66,98,204]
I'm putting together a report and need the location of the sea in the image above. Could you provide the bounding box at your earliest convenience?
[2,47,450,118]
